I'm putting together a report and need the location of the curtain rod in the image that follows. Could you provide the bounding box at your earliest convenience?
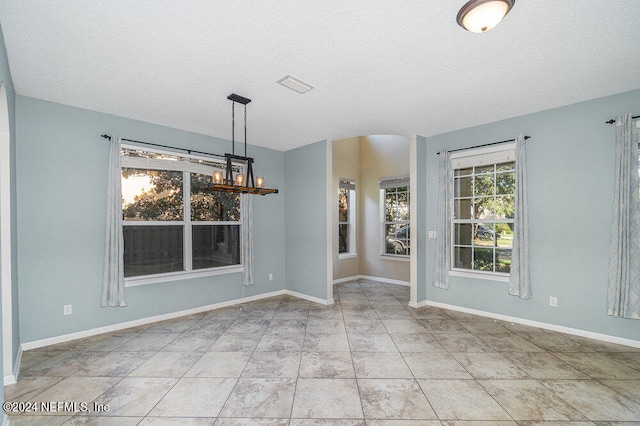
[100,134,227,160]
[436,136,530,155]
[605,115,640,124]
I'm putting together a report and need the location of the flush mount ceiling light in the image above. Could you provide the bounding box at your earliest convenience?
[456,0,515,33]
[276,75,313,94]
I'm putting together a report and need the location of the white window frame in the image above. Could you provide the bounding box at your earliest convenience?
[450,143,515,281]
[121,144,243,286]
[338,178,357,259]
[380,176,410,258]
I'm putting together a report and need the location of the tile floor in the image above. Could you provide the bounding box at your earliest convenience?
[5,279,640,425]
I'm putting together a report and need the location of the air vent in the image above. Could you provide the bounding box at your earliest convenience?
[276,75,313,94]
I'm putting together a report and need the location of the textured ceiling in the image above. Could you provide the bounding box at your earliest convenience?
[1,0,639,151]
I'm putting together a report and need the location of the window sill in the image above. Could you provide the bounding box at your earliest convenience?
[125,265,244,287]
[380,255,410,262]
[338,253,358,260]
[449,269,509,283]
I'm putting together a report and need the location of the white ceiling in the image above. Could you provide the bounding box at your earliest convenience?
[1,0,639,151]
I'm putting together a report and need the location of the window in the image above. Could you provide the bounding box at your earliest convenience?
[121,147,241,280]
[338,178,356,256]
[451,145,515,275]
[380,176,410,257]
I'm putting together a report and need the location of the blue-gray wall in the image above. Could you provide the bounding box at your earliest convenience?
[421,89,640,342]
[15,96,286,343]
[0,19,17,420]
[284,140,328,300]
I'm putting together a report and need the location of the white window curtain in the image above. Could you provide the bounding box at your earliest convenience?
[607,113,640,319]
[102,134,127,307]
[433,150,452,289]
[508,134,532,299]
[241,193,254,286]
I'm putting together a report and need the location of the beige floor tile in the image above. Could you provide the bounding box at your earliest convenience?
[256,331,305,351]
[600,379,640,404]
[299,352,355,378]
[292,378,364,419]
[242,351,301,378]
[352,352,412,378]
[419,319,468,334]
[541,379,640,421]
[208,332,262,352]
[304,332,351,352]
[7,415,71,425]
[501,352,589,379]
[161,331,219,352]
[128,351,201,377]
[219,378,296,418]
[419,379,511,420]
[65,416,143,424]
[348,333,398,352]
[553,352,640,379]
[389,334,447,353]
[4,376,63,401]
[403,352,472,379]
[31,376,121,414]
[216,419,289,425]
[290,420,365,426]
[367,421,442,425]
[434,334,492,353]
[382,320,427,334]
[452,352,529,379]
[516,333,594,352]
[116,333,180,352]
[149,377,237,417]
[358,378,437,420]
[140,418,217,425]
[20,351,106,377]
[266,319,307,334]
[480,379,588,421]
[184,351,250,378]
[458,319,509,334]
[306,318,346,333]
[344,319,388,334]
[476,333,546,352]
[91,377,178,417]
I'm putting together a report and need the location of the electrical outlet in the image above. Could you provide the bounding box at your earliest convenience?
[63,304,72,315]
[549,297,557,307]
[268,273,273,281]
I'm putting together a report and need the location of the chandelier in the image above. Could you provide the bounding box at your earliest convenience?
[205,94,278,196]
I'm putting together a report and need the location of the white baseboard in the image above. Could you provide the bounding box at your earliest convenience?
[284,290,333,306]
[408,300,429,309]
[333,275,410,287]
[358,275,410,287]
[22,290,287,351]
[3,345,22,386]
[3,374,15,386]
[425,300,640,349]
[332,276,359,285]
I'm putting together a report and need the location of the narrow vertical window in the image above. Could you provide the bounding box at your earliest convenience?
[338,178,356,256]
[380,176,410,257]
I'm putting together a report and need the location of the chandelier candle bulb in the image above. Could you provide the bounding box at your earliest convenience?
[256,177,264,188]
[235,173,245,186]
[213,170,223,184]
